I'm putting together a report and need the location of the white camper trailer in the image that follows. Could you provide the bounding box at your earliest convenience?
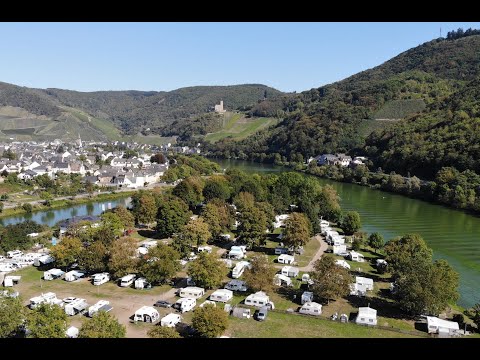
[64,270,85,282]
[299,302,322,316]
[356,306,377,326]
[29,292,63,309]
[244,291,275,309]
[333,245,348,255]
[161,313,182,327]
[232,261,250,279]
[426,316,460,335]
[134,277,152,289]
[355,276,374,291]
[3,275,21,287]
[88,300,112,317]
[119,274,136,287]
[228,247,245,260]
[210,289,233,303]
[277,254,295,264]
[6,250,23,258]
[0,263,15,272]
[65,298,89,316]
[92,272,110,285]
[134,306,159,323]
[43,268,65,281]
[174,297,196,313]
[34,254,55,267]
[349,251,365,262]
[197,246,212,253]
[274,274,292,287]
[335,259,351,270]
[281,266,299,278]
[179,286,205,299]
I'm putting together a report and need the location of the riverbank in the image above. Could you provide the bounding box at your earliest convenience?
[0,191,136,219]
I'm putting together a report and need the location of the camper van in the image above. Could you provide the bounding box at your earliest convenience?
[92,273,110,286]
[161,313,182,327]
[134,306,160,323]
[88,300,112,317]
[232,261,250,279]
[65,298,89,316]
[119,274,136,287]
[174,297,196,313]
[43,269,65,281]
[179,287,205,299]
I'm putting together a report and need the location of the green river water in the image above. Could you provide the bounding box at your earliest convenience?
[213,158,480,309]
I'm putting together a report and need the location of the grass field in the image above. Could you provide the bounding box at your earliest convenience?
[226,311,423,338]
[205,112,277,143]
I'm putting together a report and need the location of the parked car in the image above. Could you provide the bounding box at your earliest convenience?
[154,300,172,308]
[256,306,268,321]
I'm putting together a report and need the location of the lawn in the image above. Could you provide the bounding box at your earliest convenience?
[205,114,277,143]
[295,237,321,267]
[226,311,423,338]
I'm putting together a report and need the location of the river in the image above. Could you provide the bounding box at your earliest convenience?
[213,158,480,308]
[0,197,131,228]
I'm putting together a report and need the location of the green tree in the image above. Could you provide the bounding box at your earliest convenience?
[172,176,204,209]
[317,185,342,222]
[133,194,157,226]
[156,197,191,238]
[39,191,53,207]
[112,205,135,230]
[148,326,181,338]
[0,202,4,213]
[257,201,276,232]
[341,211,361,235]
[22,203,33,213]
[310,256,352,304]
[233,191,255,212]
[179,217,212,247]
[243,255,277,293]
[202,202,222,237]
[100,212,124,235]
[77,241,109,274]
[283,212,311,250]
[150,153,167,164]
[237,205,267,248]
[384,234,433,278]
[188,252,227,289]
[26,303,68,338]
[79,311,126,338]
[108,237,139,279]
[138,244,180,285]
[368,232,384,253]
[191,304,228,338]
[50,236,83,270]
[395,259,459,315]
[85,181,95,197]
[203,177,231,202]
[0,293,24,338]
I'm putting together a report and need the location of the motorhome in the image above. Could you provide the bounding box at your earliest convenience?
[92,273,110,285]
[134,306,160,323]
[65,298,89,316]
[119,274,136,287]
[34,254,55,267]
[179,286,205,299]
[160,313,182,327]
[88,300,112,317]
[210,289,233,303]
[174,297,196,313]
[232,261,250,279]
[43,268,65,281]
[64,270,85,282]
[29,292,64,309]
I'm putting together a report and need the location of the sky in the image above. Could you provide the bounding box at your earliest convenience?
[0,22,479,93]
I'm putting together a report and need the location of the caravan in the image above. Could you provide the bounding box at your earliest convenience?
[88,300,112,317]
[134,277,152,289]
[92,273,110,285]
[160,313,182,327]
[29,292,64,309]
[277,254,295,264]
[281,266,299,278]
[134,306,160,323]
[209,289,233,303]
[179,287,205,299]
[119,274,136,287]
[3,275,21,287]
[174,298,196,313]
[65,298,89,316]
[245,291,275,309]
[43,269,65,281]
[232,261,250,279]
[34,254,55,267]
[64,270,85,282]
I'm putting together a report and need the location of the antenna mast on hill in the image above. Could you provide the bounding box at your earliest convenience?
[440,27,442,38]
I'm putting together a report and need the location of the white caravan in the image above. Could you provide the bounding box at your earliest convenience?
[134,306,160,323]
[244,291,275,309]
[34,254,55,267]
[3,275,21,287]
[29,292,64,309]
[299,302,322,316]
[92,272,110,285]
[160,313,182,327]
[174,297,196,313]
[179,286,205,299]
[64,270,85,282]
[209,289,233,303]
[232,261,250,279]
[88,300,112,317]
[43,268,65,281]
[65,298,89,316]
[277,254,295,264]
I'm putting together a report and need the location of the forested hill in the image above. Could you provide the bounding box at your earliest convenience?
[207,33,480,173]
[41,84,283,134]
